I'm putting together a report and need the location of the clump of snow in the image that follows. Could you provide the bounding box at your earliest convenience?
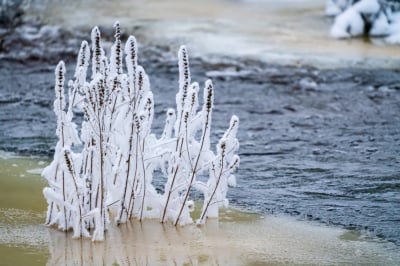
[331,7,365,38]
[386,32,400,44]
[42,22,240,241]
[327,0,400,43]
[325,0,353,16]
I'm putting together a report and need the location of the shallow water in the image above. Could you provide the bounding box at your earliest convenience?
[1,156,399,265]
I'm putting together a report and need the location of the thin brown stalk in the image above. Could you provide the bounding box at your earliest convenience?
[199,152,224,223]
[161,136,184,223]
[117,114,135,223]
[175,114,210,226]
[127,130,140,218]
[175,85,213,226]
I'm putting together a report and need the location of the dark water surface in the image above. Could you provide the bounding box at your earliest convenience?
[1,21,400,247]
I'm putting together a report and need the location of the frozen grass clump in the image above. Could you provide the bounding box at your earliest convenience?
[42,22,240,241]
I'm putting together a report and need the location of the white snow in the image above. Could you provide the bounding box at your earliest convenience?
[331,5,367,38]
[353,0,380,14]
[325,0,349,16]
[328,0,400,43]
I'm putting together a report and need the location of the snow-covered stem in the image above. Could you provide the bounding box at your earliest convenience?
[174,81,214,226]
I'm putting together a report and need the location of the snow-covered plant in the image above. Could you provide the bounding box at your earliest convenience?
[327,0,400,42]
[42,22,240,241]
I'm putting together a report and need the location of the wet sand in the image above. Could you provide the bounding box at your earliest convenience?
[0,155,399,265]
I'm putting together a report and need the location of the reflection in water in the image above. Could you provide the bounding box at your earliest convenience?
[46,214,400,266]
[47,219,243,266]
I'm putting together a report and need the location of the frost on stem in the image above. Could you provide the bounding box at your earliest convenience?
[91,26,104,78]
[125,35,138,102]
[110,21,123,76]
[42,23,240,241]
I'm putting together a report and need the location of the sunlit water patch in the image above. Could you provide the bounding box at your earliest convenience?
[24,0,400,68]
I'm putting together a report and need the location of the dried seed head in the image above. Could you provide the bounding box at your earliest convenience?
[112,76,119,92]
[138,70,143,92]
[114,21,121,40]
[220,141,226,150]
[178,46,191,109]
[77,41,90,68]
[145,98,153,117]
[55,61,66,93]
[98,78,105,107]
[133,113,141,132]
[113,21,122,75]
[191,91,196,106]
[184,111,189,124]
[125,36,137,65]
[54,61,66,113]
[205,81,213,112]
[220,140,226,157]
[179,46,190,82]
[64,150,74,174]
[91,26,102,76]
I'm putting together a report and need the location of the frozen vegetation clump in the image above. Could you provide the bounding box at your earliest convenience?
[326,0,400,43]
[42,22,240,241]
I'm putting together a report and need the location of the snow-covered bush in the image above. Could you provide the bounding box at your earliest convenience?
[42,22,240,241]
[326,0,400,43]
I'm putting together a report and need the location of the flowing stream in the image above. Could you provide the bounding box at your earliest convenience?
[1,0,400,264]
